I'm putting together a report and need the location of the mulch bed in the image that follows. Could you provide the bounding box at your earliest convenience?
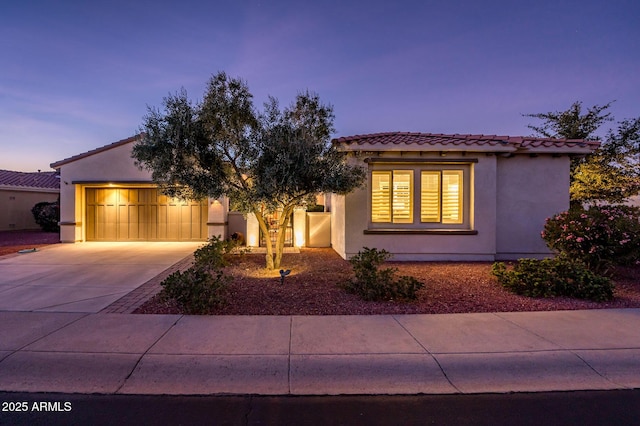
[134,248,640,315]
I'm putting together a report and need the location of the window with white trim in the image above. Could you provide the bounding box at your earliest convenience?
[371,170,413,223]
[420,170,463,224]
[370,164,471,230]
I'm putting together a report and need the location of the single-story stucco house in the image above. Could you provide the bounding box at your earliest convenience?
[0,169,60,231]
[50,132,598,261]
[330,132,597,261]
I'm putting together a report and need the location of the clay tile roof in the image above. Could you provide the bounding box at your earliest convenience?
[0,170,60,190]
[332,132,599,151]
[50,134,142,169]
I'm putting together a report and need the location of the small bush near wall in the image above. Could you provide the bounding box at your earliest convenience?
[492,256,614,302]
[159,236,241,314]
[344,247,424,301]
[541,205,640,275]
[31,200,60,232]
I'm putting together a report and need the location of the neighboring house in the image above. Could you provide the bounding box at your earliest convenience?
[0,169,60,231]
[51,132,598,262]
[330,132,598,261]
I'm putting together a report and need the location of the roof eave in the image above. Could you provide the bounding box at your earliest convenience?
[50,134,142,169]
[334,142,517,153]
[0,185,60,193]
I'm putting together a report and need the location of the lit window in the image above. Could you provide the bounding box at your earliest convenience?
[371,171,391,222]
[371,168,466,226]
[421,170,463,224]
[420,172,440,222]
[371,170,413,223]
[442,171,463,223]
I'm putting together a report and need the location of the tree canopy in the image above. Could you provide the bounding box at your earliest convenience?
[524,101,614,141]
[132,72,365,269]
[525,101,640,204]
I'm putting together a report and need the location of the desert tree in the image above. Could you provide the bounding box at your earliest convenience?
[525,101,640,204]
[132,72,365,269]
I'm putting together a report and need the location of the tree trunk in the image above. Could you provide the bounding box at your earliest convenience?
[273,206,294,269]
[254,211,275,270]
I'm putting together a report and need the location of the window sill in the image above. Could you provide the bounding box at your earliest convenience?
[364,229,478,235]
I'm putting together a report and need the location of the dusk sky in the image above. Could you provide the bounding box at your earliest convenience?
[2,0,638,172]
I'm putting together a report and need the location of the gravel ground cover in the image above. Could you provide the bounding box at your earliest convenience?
[3,233,637,315]
[0,230,59,256]
[134,248,640,315]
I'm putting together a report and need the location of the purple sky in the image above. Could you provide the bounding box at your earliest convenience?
[2,0,638,172]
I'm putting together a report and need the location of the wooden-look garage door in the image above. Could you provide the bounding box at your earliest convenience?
[86,188,208,241]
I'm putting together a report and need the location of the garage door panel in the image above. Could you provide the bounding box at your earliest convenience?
[128,205,141,240]
[86,188,207,241]
[191,205,201,239]
[180,204,190,239]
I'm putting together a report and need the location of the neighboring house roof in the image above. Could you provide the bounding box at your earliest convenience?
[50,134,142,169]
[0,170,59,190]
[333,132,600,154]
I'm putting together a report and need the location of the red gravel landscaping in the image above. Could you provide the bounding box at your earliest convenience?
[0,230,59,256]
[134,247,640,316]
[3,232,637,316]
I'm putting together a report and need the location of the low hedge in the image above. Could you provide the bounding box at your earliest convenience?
[492,256,614,302]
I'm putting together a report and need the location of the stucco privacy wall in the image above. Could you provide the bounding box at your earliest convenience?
[52,137,225,243]
[0,189,59,231]
[495,155,570,259]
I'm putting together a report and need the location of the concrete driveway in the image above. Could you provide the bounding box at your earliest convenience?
[0,242,201,313]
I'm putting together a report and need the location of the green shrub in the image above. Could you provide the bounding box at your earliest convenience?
[306,204,325,212]
[31,200,60,232]
[193,236,249,269]
[193,236,229,269]
[492,256,614,302]
[160,266,230,314]
[542,205,640,275]
[344,247,424,301]
[159,236,244,314]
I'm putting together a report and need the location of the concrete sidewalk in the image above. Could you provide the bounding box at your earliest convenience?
[0,309,639,395]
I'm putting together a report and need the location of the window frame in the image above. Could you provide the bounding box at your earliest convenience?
[371,170,414,224]
[367,159,474,232]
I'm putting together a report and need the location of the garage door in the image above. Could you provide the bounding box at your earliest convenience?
[85,188,208,241]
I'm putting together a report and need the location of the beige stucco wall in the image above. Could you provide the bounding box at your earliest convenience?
[337,153,498,261]
[330,193,346,258]
[336,152,572,261]
[56,141,222,242]
[0,188,59,231]
[57,143,154,242]
[495,155,570,259]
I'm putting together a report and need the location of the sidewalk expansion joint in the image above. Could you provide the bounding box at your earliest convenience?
[391,315,462,393]
[287,316,293,395]
[114,314,185,394]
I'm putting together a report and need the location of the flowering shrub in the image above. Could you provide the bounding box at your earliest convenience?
[542,205,640,274]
